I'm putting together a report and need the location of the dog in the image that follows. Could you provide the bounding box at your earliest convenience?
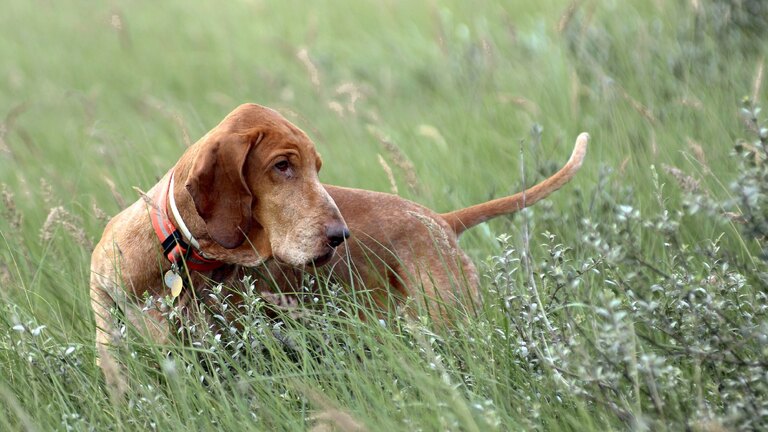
[90,103,349,396]
[254,132,589,321]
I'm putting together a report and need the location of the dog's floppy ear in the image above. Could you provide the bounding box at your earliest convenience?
[185,132,255,249]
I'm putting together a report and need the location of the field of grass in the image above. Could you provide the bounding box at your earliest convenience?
[1,0,767,430]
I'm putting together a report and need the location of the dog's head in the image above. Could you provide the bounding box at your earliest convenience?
[182,103,348,267]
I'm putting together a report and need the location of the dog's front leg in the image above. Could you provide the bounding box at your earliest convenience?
[90,281,129,401]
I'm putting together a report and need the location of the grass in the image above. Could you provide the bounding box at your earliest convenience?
[1,0,767,430]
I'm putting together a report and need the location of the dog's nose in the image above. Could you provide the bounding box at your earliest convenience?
[326,224,350,248]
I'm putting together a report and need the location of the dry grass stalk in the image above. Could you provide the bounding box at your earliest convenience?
[496,94,541,117]
[557,1,581,34]
[377,154,399,195]
[686,137,710,172]
[737,140,765,165]
[173,112,192,148]
[109,13,123,31]
[91,201,111,223]
[109,9,132,50]
[662,164,701,193]
[619,156,630,174]
[753,57,764,105]
[587,59,657,125]
[679,97,704,110]
[103,176,127,209]
[40,206,93,250]
[297,48,321,91]
[0,263,11,289]
[723,211,747,224]
[407,210,456,259]
[133,186,158,211]
[570,70,582,118]
[0,103,28,158]
[327,101,345,118]
[566,15,657,125]
[40,178,56,208]
[336,82,364,114]
[363,109,381,125]
[0,124,8,154]
[689,0,701,14]
[1,184,22,230]
[578,1,597,43]
[382,138,420,193]
[416,124,447,151]
[367,126,421,193]
[620,86,657,125]
[140,97,191,147]
[427,0,449,56]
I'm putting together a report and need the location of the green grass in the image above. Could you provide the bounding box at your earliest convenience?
[1,0,767,430]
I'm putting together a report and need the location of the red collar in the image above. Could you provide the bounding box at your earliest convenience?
[150,173,224,272]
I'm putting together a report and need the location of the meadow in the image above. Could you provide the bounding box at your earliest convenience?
[1,0,767,430]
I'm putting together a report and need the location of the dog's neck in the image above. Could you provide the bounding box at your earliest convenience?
[167,173,201,251]
[169,154,213,249]
[151,172,223,272]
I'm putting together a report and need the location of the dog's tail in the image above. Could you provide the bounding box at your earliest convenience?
[441,132,589,236]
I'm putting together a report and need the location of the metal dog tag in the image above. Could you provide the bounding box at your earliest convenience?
[164,269,183,298]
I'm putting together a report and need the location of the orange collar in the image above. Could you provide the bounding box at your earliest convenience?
[150,173,224,272]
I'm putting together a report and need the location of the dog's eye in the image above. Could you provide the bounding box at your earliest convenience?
[274,160,290,172]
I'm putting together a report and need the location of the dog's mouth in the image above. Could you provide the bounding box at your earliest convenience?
[309,248,336,267]
[272,246,337,268]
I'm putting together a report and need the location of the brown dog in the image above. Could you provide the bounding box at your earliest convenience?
[90,103,349,395]
[255,132,589,320]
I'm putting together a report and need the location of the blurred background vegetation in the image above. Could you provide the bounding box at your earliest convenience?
[1,1,767,430]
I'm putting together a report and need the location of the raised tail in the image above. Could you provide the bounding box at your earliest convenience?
[441,132,589,236]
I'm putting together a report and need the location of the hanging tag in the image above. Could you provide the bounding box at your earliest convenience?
[164,269,183,298]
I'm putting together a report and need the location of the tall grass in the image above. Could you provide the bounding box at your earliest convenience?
[1,0,767,430]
